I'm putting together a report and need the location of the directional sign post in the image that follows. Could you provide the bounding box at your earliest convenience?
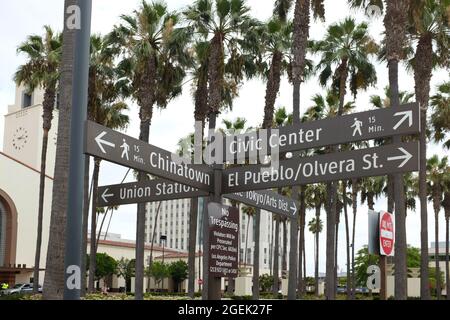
[224,190,298,219]
[223,142,419,193]
[97,180,209,207]
[223,103,419,161]
[84,121,213,192]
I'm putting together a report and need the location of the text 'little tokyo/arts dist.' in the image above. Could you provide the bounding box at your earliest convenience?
[83,101,421,299]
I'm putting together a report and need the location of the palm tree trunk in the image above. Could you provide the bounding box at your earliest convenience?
[208,33,224,115]
[298,186,306,296]
[282,219,287,276]
[42,0,76,300]
[188,198,199,298]
[252,209,261,299]
[263,51,282,129]
[148,202,162,292]
[314,206,320,297]
[244,215,250,267]
[33,127,50,293]
[414,33,433,300]
[435,210,441,299]
[326,182,336,300]
[96,208,110,248]
[289,0,310,300]
[135,50,156,299]
[351,179,357,299]
[334,212,339,297]
[288,195,299,300]
[269,217,274,277]
[445,216,449,300]
[80,157,91,297]
[303,234,306,288]
[343,186,351,299]
[385,0,410,300]
[273,215,280,297]
[390,60,408,300]
[88,158,100,292]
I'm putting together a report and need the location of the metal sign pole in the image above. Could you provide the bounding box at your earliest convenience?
[63,0,92,300]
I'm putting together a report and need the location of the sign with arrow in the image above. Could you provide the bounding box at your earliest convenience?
[224,190,298,219]
[223,141,419,193]
[223,103,419,161]
[97,179,210,207]
[84,121,214,192]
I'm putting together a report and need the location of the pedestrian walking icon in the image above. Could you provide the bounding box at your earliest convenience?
[351,118,363,137]
[120,139,130,160]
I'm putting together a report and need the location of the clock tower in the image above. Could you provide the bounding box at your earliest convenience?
[3,84,58,176]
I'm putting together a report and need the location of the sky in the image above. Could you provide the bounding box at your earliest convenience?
[0,0,448,276]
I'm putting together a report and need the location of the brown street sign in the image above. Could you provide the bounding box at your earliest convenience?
[223,141,419,194]
[84,121,213,192]
[224,190,298,219]
[97,179,209,207]
[208,203,239,278]
[223,103,419,161]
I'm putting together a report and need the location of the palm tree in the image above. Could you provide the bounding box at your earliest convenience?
[311,17,378,299]
[255,17,293,129]
[14,26,62,294]
[430,81,450,150]
[427,155,448,299]
[271,107,292,296]
[408,1,449,299]
[306,183,326,296]
[184,0,258,121]
[288,0,325,299]
[184,1,258,299]
[360,176,386,211]
[108,1,191,299]
[308,216,323,291]
[43,0,76,299]
[303,91,357,298]
[370,86,415,110]
[241,205,256,269]
[81,34,129,293]
[87,104,128,292]
[349,178,360,298]
[338,180,353,299]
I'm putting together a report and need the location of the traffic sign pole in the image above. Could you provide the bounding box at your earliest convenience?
[64,0,92,300]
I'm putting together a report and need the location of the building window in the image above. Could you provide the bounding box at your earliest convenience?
[22,92,32,108]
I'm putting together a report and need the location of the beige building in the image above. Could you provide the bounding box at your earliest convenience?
[0,85,56,285]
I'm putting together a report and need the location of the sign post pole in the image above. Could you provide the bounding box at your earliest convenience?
[380,256,387,300]
[63,0,92,300]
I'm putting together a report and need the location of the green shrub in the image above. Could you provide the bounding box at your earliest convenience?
[230,295,252,300]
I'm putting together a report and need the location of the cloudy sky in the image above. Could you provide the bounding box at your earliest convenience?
[0,0,448,276]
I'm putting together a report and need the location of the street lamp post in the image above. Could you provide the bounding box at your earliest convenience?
[160,235,167,292]
[63,0,92,300]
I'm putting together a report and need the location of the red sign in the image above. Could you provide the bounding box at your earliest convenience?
[379,211,394,256]
[198,279,203,285]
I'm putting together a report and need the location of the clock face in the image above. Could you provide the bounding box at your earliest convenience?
[12,127,29,151]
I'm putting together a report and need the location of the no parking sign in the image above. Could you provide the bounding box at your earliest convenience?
[379,211,394,256]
